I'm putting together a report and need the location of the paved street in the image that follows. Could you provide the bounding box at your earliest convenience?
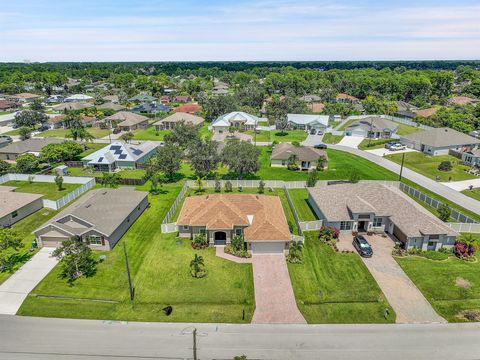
[0,248,58,315]
[1,315,480,359]
[330,144,480,215]
[441,178,480,191]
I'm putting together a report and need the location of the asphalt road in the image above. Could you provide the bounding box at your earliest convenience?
[1,315,480,360]
[330,144,480,215]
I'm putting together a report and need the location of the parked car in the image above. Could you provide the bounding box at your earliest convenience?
[390,143,406,151]
[310,129,316,135]
[384,141,397,149]
[0,135,12,142]
[314,143,327,149]
[317,130,324,135]
[112,127,121,134]
[353,235,373,257]
[37,124,50,132]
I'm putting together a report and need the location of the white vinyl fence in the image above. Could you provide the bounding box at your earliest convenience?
[446,223,480,233]
[0,173,96,210]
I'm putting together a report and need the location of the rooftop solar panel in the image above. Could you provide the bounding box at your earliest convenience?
[110,145,121,150]
[98,157,104,162]
[119,154,127,159]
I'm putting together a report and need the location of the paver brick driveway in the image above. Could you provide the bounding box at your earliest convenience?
[251,255,306,324]
[339,234,446,324]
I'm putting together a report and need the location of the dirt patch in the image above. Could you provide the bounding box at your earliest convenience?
[456,310,480,322]
[455,277,472,289]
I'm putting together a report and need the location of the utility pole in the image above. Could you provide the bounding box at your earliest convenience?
[399,151,405,181]
[368,116,374,147]
[193,328,198,360]
[123,242,135,305]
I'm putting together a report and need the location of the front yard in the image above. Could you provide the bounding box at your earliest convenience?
[37,128,111,139]
[396,237,480,323]
[288,232,395,323]
[462,188,480,202]
[3,181,80,200]
[386,152,475,182]
[322,133,344,144]
[271,130,308,143]
[17,182,255,323]
[133,126,170,141]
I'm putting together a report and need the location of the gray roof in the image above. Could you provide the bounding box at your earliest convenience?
[35,187,148,238]
[97,102,126,111]
[271,143,326,161]
[307,183,457,238]
[0,137,65,155]
[104,111,148,127]
[153,112,204,126]
[52,102,93,111]
[287,114,329,127]
[402,127,480,148]
[346,117,398,132]
[0,186,43,219]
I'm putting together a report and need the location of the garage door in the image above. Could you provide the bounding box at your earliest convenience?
[40,236,67,248]
[392,225,407,244]
[251,242,285,254]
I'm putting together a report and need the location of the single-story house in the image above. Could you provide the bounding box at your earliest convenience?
[0,138,11,149]
[177,194,292,254]
[0,186,44,227]
[0,100,20,111]
[52,102,93,112]
[345,117,399,138]
[160,96,170,104]
[96,102,126,111]
[414,107,439,118]
[212,88,229,96]
[461,149,480,167]
[82,140,160,171]
[103,95,119,103]
[0,137,65,160]
[287,114,329,132]
[335,93,360,104]
[299,94,321,102]
[129,94,157,103]
[12,93,41,103]
[307,183,458,251]
[104,111,149,131]
[130,103,170,114]
[211,111,259,134]
[395,101,418,119]
[34,187,148,250]
[48,115,96,129]
[44,95,65,104]
[65,94,93,102]
[309,102,325,113]
[153,112,204,131]
[401,127,480,155]
[173,104,202,114]
[172,95,192,103]
[271,143,327,170]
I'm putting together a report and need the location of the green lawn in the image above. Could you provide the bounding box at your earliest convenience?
[67,167,146,179]
[386,152,475,182]
[287,189,318,221]
[271,130,308,143]
[396,240,480,322]
[288,232,395,323]
[18,182,255,323]
[245,130,271,142]
[200,123,213,140]
[133,126,170,141]
[4,124,40,136]
[358,138,392,150]
[322,133,344,144]
[396,123,422,136]
[462,188,480,202]
[3,181,80,200]
[36,128,111,139]
[0,208,58,284]
[78,143,106,157]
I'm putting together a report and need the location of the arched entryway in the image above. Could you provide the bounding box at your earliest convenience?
[214,231,227,245]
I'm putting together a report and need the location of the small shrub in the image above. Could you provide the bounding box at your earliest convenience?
[291,141,300,147]
[306,170,318,187]
[225,180,233,192]
[437,204,451,222]
[287,163,300,171]
[438,161,453,172]
[318,226,340,242]
[191,234,208,249]
[349,170,360,183]
[258,180,265,194]
[454,240,476,259]
[214,180,221,193]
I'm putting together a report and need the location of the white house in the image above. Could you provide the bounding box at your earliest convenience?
[211,112,259,134]
[65,94,93,102]
[287,114,329,132]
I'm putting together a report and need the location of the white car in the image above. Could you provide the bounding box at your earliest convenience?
[389,143,406,151]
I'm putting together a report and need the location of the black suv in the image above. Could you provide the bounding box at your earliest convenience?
[353,235,373,257]
[314,143,327,149]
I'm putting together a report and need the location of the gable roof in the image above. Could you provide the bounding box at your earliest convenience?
[153,112,204,126]
[177,194,291,242]
[0,186,43,219]
[129,94,157,102]
[173,104,202,113]
[96,102,126,111]
[414,107,438,118]
[287,114,329,126]
[402,127,480,147]
[65,94,93,101]
[82,140,160,164]
[212,112,259,127]
[271,143,326,161]
[307,183,457,238]
[336,93,359,101]
[0,137,65,155]
[52,102,93,111]
[346,117,398,132]
[34,187,148,238]
[130,103,170,113]
[104,111,148,126]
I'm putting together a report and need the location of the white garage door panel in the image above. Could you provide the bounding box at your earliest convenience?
[40,237,66,248]
[252,242,285,254]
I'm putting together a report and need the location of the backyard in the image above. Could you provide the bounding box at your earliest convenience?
[18,181,256,323]
[288,232,395,323]
[3,181,80,200]
[287,189,318,221]
[36,128,111,139]
[386,152,475,182]
[133,126,170,141]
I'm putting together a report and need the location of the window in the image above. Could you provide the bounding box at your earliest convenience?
[282,160,286,166]
[88,235,102,246]
[199,228,206,235]
[340,221,352,230]
[235,228,243,236]
[373,217,383,227]
[183,225,189,230]
[11,210,18,218]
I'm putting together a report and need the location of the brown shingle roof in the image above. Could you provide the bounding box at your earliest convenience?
[271,143,326,162]
[177,194,291,242]
[105,111,148,126]
[448,96,478,105]
[154,112,204,126]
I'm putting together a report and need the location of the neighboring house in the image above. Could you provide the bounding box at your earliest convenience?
[0,138,65,160]
[173,103,202,114]
[103,95,119,103]
[12,93,41,102]
[129,94,157,103]
[34,187,148,250]
[307,183,457,251]
[160,95,170,104]
[81,141,160,171]
[299,94,321,102]
[212,87,229,96]
[65,94,93,102]
[287,114,329,132]
[309,102,325,113]
[335,93,360,103]
[414,107,439,118]
[211,111,259,134]
[177,194,292,254]
[0,100,20,111]
[44,95,65,104]
[153,112,204,131]
[48,114,96,129]
[0,138,11,149]
[270,143,327,170]
[130,103,170,114]
[395,101,418,119]
[401,127,480,155]
[52,102,93,112]
[172,95,192,103]
[461,149,480,167]
[104,111,149,131]
[96,102,126,111]
[345,117,398,138]
[447,96,478,106]
[0,186,44,227]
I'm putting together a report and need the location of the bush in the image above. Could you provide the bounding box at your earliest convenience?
[225,180,232,192]
[287,163,299,171]
[15,153,39,173]
[349,170,360,183]
[258,180,265,194]
[192,234,208,249]
[291,141,300,147]
[225,245,251,258]
[306,170,318,187]
[419,250,449,261]
[214,180,221,193]
[454,240,477,259]
[318,226,339,243]
[437,204,451,222]
[438,161,453,172]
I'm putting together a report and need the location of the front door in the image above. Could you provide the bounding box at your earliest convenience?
[357,221,368,232]
[427,241,436,251]
[301,161,310,169]
[214,231,227,245]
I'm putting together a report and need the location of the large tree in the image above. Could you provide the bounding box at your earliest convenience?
[163,122,201,149]
[15,153,39,173]
[0,229,23,270]
[221,141,260,177]
[40,141,83,164]
[152,142,182,180]
[188,138,219,177]
[14,110,48,129]
[201,95,239,121]
[0,160,11,175]
[52,236,97,283]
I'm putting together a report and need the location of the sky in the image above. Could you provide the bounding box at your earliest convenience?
[0,0,479,62]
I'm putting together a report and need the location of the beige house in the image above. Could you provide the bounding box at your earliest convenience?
[34,187,148,250]
[0,138,65,160]
[153,112,204,131]
[0,186,44,227]
[270,143,327,170]
[104,112,149,131]
[308,183,457,251]
[177,194,292,254]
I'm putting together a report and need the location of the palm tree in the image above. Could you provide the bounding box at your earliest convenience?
[195,176,205,192]
[190,254,205,278]
[288,241,304,263]
[120,132,134,143]
[288,153,298,165]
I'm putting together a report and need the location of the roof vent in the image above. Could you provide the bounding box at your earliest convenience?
[85,204,91,208]
[247,215,254,225]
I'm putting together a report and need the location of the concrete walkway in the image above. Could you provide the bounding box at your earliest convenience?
[441,178,480,191]
[337,135,364,148]
[330,144,480,215]
[215,246,252,263]
[251,254,306,324]
[0,248,58,315]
